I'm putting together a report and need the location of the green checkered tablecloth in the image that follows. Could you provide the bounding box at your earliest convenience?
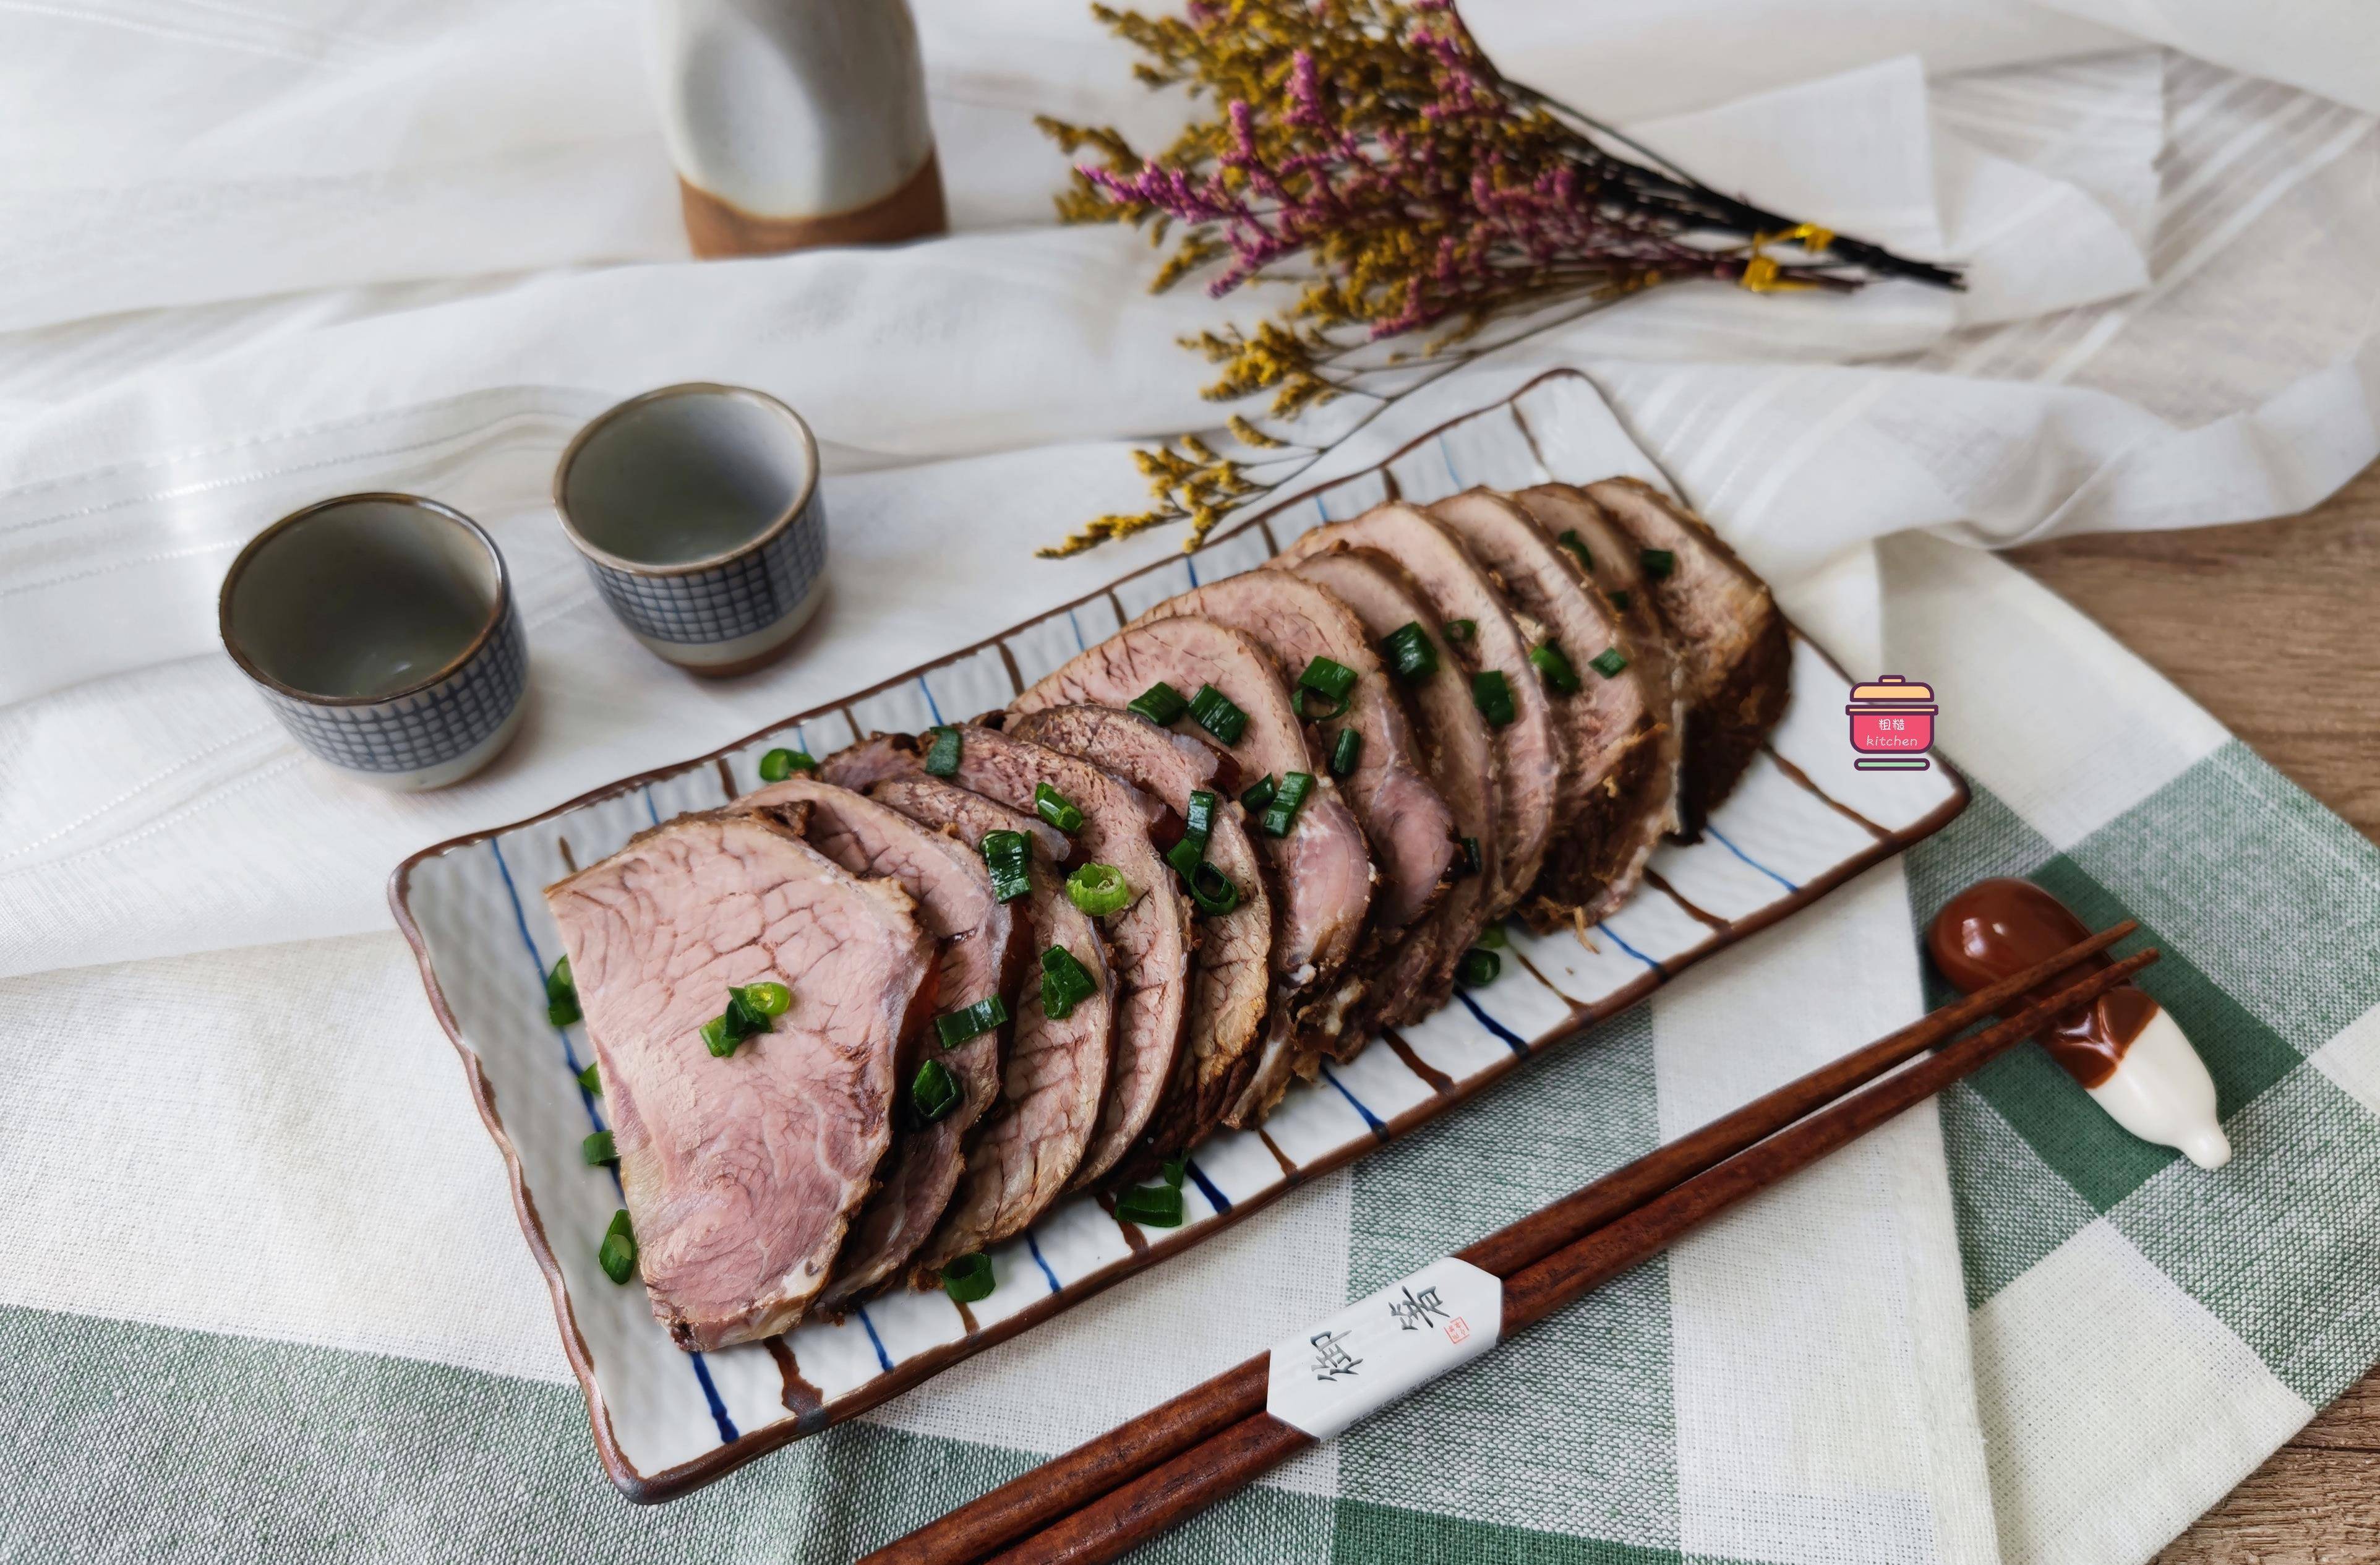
[1886,534,2380,1565]
[4,520,2373,1564]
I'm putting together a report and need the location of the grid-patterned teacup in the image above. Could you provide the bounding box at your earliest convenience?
[219,494,529,791]
[554,383,828,676]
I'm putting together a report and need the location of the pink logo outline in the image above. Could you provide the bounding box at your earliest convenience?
[1846,674,1935,771]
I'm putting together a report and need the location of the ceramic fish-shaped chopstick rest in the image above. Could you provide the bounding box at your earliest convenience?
[1927,879,2231,1168]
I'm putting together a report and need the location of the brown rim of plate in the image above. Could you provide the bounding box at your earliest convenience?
[218,491,512,708]
[385,366,1975,1504]
[552,382,821,579]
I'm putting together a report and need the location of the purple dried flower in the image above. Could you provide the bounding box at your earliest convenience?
[1032,0,1958,559]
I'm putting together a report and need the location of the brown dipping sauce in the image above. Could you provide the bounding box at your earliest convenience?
[1926,878,2157,1088]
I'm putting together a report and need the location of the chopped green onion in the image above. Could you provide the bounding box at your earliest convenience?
[924,725,962,778]
[1476,922,1509,950]
[546,958,581,1026]
[758,747,815,782]
[1379,622,1439,682]
[1608,590,1632,612]
[910,1058,961,1123]
[1113,1183,1185,1228]
[1163,835,1205,880]
[1161,1156,1188,1188]
[1529,643,1582,695]
[739,981,792,1017]
[936,995,1010,1050]
[1188,684,1248,745]
[599,1210,636,1284]
[703,984,779,1058]
[1457,948,1502,987]
[725,987,770,1038]
[1471,671,1516,727]
[1329,727,1363,778]
[1067,862,1133,917]
[1187,861,1241,917]
[576,1062,601,1095]
[1163,792,1220,893]
[1040,946,1098,1019]
[1557,530,1593,570]
[940,1252,996,1305]
[581,1130,616,1166]
[1295,656,1358,720]
[980,830,1032,904]
[1260,771,1315,838]
[1639,548,1676,581]
[1182,789,1217,843]
[1589,647,1630,679]
[1455,836,1483,878]
[1444,618,1476,643]
[1127,681,1188,726]
[1239,774,1277,814]
[1034,781,1084,834]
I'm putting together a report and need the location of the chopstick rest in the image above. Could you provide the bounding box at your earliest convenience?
[1265,1258,1501,1439]
[1929,879,2229,1167]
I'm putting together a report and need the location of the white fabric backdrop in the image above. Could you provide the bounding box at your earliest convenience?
[6,20,2374,980]
[0,2,2374,1560]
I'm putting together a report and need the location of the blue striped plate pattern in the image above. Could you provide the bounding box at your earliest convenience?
[392,371,1967,1500]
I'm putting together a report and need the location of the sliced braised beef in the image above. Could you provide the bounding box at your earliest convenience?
[1583,478,1790,834]
[1286,547,1498,1022]
[544,808,936,1350]
[1277,504,1564,921]
[821,726,1191,1188]
[1428,489,1667,928]
[1134,572,1455,936]
[867,777,1119,1275]
[1512,482,1684,886]
[1012,615,1374,1117]
[737,776,1022,1306]
[1006,705,1272,1160]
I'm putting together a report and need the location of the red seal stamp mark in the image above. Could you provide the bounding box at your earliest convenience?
[1444,1317,1471,1345]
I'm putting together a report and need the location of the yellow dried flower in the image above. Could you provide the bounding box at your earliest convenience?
[1033,0,1954,558]
[1226,414,1286,449]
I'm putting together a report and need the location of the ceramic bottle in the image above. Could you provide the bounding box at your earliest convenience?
[648,0,947,257]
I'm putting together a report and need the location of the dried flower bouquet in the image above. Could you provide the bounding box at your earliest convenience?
[1036,0,1957,555]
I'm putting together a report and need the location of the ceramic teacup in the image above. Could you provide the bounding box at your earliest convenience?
[554,383,828,676]
[219,494,529,791]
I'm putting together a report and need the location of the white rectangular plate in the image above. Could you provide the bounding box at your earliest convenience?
[392,371,1967,1501]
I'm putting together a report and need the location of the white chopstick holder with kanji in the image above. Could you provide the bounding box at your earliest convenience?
[1264,1256,1503,1440]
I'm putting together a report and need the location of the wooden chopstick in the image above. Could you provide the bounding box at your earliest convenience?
[863,923,2142,1565]
[978,946,2159,1565]
[980,938,2160,1563]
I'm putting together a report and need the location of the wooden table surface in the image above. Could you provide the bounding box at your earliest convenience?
[2005,457,2380,1564]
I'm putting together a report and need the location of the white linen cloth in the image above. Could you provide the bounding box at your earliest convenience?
[0,2,2374,1561]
